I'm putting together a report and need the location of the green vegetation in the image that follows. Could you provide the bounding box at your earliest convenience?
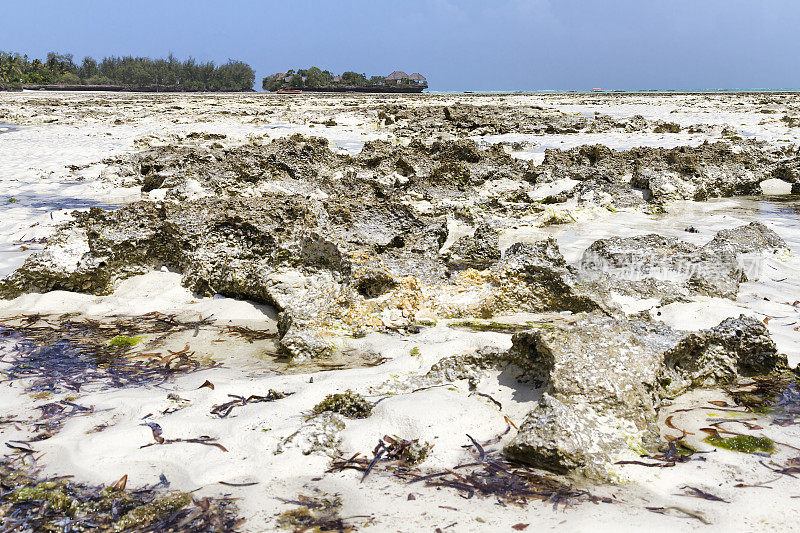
[108,335,143,348]
[264,67,367,91]
[263,66,426,92]
[312,390,373,419]
[703,434,775,454]
[0,51,254,91]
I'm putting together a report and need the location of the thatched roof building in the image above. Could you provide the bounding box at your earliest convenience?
[385,71,410,81]
[409,73,427,82]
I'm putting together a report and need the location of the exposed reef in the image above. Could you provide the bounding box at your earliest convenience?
[535,142,800,204]
[377,103,690,138]
[0,178,786,370]
[0,127,790,363]
[1,94,798,497]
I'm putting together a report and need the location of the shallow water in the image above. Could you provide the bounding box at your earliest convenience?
[753,195,800,251]
[0,195,120,279]
[0,123,18,134]
[500,195,800,264]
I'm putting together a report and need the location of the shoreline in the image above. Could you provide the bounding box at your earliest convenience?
[19,84,256,93]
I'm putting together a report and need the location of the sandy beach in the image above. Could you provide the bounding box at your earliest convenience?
[0,90,799,531]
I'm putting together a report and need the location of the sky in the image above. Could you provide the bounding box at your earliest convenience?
[2,0,800,91]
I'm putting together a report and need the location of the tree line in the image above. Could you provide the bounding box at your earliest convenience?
[0,52,255,91]
[263,67,386,91]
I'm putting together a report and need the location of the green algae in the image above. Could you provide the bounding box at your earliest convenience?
[312,390,372,419]
[0,458,241,531]
[110,492,193,532]
[4,476,190,531]
[277,494,348,531]
[277,507,317,530]
[670,441,697,457]
[8,481,77,515]
[703,434,775,454]
[108,335,144,347]
[401,440,431,465]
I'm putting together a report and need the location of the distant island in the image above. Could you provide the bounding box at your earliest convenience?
[0,52,255,92]
[263,67,428,93]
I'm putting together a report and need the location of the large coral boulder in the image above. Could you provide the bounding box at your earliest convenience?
[577,222,787,305]
[535,141,779,203]
[443,223,501,271]
[504,314,662,478]
[662,315,786,392]
[704,221,787,254]
[433,238,601,318]
[505,313,788,479]
[488,239,601,313]
[0,196,443,359]
[579,233,743,300]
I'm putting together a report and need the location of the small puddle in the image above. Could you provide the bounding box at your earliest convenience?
[728,379,800,426]
[760,194,800,213]
[0,314,224,393]
[332,139,364,155]
[770,382,800,426]
[264,122,292,130]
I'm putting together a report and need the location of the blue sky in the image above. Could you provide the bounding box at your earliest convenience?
[2,0,799,91]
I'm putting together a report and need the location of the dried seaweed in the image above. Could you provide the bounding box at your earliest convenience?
[140,422,229,452]
[329,436,431,485]
[198,379,215,390]
[222,324,277,343]
[31,399,97,435]
[219,481,259,488]
[210,389,292,418]
[677,485,728,502]
[645,506,710,524]
[0,454,243,532]
[758,456,800,478]
[330,434,605,508]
